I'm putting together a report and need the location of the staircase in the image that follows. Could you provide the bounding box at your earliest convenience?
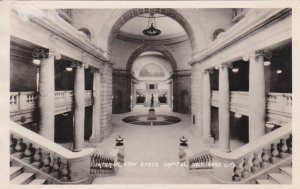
[256,165,292,184]
[10,165,46,184]
[186,123,292,184]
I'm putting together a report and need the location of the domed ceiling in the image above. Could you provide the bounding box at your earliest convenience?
[119,13,186,37]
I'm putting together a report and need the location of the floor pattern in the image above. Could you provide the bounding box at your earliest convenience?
[122,114,181,126]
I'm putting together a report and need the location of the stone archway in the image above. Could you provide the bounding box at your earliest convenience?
[126,45,177,73]
[106,8,197,57]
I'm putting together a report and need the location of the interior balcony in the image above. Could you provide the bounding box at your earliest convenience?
[10,90,94,124]
[211,91,292,124]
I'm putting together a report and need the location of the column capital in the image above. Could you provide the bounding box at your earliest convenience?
[32,48,61,60]
[89,67,100,73]
[243,50,272,61]
[203,69,213,74]
[255,50,272,59]
[220,63,233,69]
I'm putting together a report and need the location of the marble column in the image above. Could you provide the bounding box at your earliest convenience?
[218,64,231,152]
[167,82,171,107]
[73,63,85,152]
[133,83,136,106]
[249,51,266,141]
[38,50,55,141]
[203,70,214,143]
[89,69,102,143]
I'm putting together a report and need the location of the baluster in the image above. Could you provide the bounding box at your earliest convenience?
[23,143,34,164]
[10,134,17,154]
[270,142,279,164]
[287,134,292,154]
[41,152,52,173]
[260,148,270,169]
[61,161,71,181]
[90,155,94,174]
[51,157,61,179]
[232,161,242,182]
[241,157,251,178]
[279,138,288,159]
[32,147,43,169]
[251,152,261,174]
[13,138,25,159]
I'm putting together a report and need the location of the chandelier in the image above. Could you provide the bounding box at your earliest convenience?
[143,13,161,36]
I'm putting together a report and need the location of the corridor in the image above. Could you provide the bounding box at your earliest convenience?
[92,105,240,184]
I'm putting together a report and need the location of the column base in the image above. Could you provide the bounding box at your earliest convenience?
[89,135,103,143]
[72,148,82,152]
[218,147,231,153]
[203,136,215,144]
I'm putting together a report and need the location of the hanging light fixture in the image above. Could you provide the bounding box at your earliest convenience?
[232,68,239,73]
[143,13,161,36]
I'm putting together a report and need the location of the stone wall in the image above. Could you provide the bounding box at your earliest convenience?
[191,63,203,137]
[10,56,37,92]
[100,63,114,138]
[173,70,191,114]
[112,69,132,114]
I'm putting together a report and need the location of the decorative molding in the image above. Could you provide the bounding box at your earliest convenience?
[173,70,191,77]
[11,7,109,64]
[189,8,291,66]
[107,8,196,57]
[204,69,213,74]
[126,45,177,72]
[220,62,233,69]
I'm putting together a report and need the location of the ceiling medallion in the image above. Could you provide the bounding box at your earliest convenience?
[143,13,161,36]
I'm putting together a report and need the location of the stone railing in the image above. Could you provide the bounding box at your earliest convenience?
[10,90,94,116]
[187,151,214,175]
[10,91,37,112]
[208,123,292,184]
[211,90,219,107]
[211,91,292,117]
[90,150,119,176]
[85,90,94,106]
[267,93,292,114]
[10,121,95,184]
[55,90,74,106]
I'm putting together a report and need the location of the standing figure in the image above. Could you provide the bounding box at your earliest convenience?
[150,94,154,109]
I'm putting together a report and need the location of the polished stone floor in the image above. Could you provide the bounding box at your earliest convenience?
[91,105,245,184]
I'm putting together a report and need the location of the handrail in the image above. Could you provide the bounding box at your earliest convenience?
[10,121,95,183]
[209,122,292,183]
[10,121,95,160]
[186,122,292,183]
[209,122,291,161]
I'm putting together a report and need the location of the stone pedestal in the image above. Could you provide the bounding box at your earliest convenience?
[147,109,157,120]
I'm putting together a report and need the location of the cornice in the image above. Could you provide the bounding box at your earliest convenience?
[116,31,189,45]
[11,7,110,64]
[113,69,131,77]
[173,70,191,77]
[189,8,291,66]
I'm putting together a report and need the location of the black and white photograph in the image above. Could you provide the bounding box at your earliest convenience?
[0,0,298,187]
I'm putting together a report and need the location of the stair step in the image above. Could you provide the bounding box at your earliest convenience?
[10,166,23,180]
[29,179,47,185]
[280,167,292,177]
[256,179,277,184]
[269,173,292,184]
[11,173,35,184]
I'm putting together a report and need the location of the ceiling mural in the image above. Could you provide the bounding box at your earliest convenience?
[139,63,165,77]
